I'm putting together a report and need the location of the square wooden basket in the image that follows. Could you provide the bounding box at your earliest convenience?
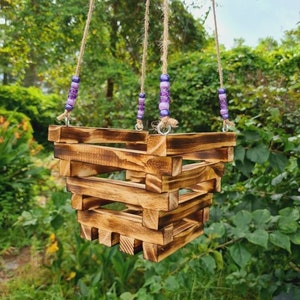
[48,125,236,262]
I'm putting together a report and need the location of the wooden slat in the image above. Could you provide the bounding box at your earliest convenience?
[48,125,149,144]
[77,209,174,245]
[60,160,121,177]
[71,194,112,210]
[119,236,143,255]
[67,176,179,211]
[98,230,119,247]
[182,147,234,162]
[142,194,212,230]
[145,162,223,193]
[146,132,236,155]
[80,224,98,241]
[54,143,182,176]
[143,221,204,262]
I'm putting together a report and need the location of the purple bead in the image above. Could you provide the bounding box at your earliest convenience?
[137,110,144,119]
[159,102,170,110]
[160,109,170,117]
[160,81,170,88]
[67,98,76,106]
[160,96,170,102]
[65,104,73,111]
[139,93,146,98]
[218,88,229,119]
[160,91,169,96]
[138,104,145,110]
[138,99,145,105]
[72,75,80,83]
[160,74,170,82]
[71,82,79,89]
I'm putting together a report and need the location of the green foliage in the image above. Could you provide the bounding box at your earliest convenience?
[0,85,60,146]
[0,109,47,230]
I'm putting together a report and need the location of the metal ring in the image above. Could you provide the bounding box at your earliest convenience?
[65,116,70,127]
[135,124,143,131]
[222,123,228,132]
[157,124,171,135]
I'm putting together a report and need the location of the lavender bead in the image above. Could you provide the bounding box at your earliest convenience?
[136,93,146,120]
[72,75,80,83]
[65,75,80,112]
[218,88,229,120]
[159,74,170,116]
[159,102,170,110]
[160,109,170,117]
[160,74,170,82]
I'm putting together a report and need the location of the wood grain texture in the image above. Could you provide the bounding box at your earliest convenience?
[98,230,119,247]
[48,125,149,144]
[142,194,212,230]
[119,236,143,255]
[182,147,234,162]
[67,176,179,211]
[145,162,223,193]
[77,209,174,245]
[54,143,182,176]
[143,221,204,262]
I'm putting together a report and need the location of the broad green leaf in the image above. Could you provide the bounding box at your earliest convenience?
[246,229,269,248]
[269,152,288,172]
[200,255,216,274]
[50,214,65,230]
[231,210,252,228]
[164,276,180,291]
[246,144,269,164]
[278,216,298,234]
[229,243,251,267]
[234,145,246,162]
[269,231,291,253]
[244,130,261,142]
[235,158,255,177]
[212,250,224,270]
[205,222,226,238]
[290,230,300,245]
[252,209,271,228]
[230,226,248,238]
[120,292,136,300]
[279,207,299,221]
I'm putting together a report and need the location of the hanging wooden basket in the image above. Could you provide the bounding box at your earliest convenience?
[48,125,235,262]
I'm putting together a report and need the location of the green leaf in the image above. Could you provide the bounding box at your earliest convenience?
[269,231,291,253]
[212,250,224,270]
[120,292,136,300]
[234,145,246,162]
[200,255,216,274]
[252,209,271,228]
[246,144,269,164]
[244,130,261,142]
[229,243,251,267]
[290,230,300,245]
[246,229,269,248]
[235,158,255,177]
[279,207,299,221]
[50,214,65,230]
[278,216,298,234]
[205,222,226,238]
[269,152,288,172]
[231,210,252,228]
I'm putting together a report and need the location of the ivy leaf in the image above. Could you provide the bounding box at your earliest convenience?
[200,255,216,274]
[231,210,252,229]
[269,152,288,172]
[279,207,299,221]
[290,231,300,245]
[246,144,269,164]
[278,216,298,234]
[205,222,226,238]
[246,229,269,248]
[269,231,291,253]
[234,145,246,162]
[252,209,271,228]
[229,243,251,267]
[235,158,255,177]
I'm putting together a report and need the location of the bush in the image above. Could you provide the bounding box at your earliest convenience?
[0,109,47,229]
